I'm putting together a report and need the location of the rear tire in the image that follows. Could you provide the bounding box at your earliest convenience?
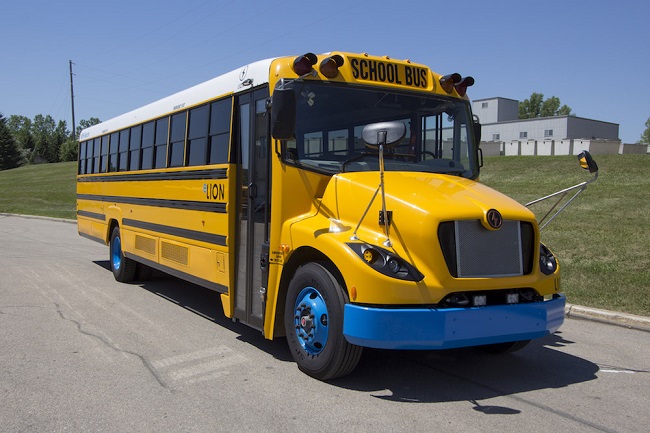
[284,263,362,380]
[110,226,137,283]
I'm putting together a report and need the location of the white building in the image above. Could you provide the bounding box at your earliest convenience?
[472,97,619,142]
[470,97,633,156]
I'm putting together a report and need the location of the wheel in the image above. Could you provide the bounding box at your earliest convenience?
[477,340,531,354]
[110,226,137,283]
[284,263,362,380]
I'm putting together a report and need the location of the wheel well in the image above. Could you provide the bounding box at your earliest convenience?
[273,246,347,338]
[107,219,119,245]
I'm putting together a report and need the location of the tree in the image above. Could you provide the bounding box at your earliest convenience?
[0,113,23,170]
[8,115,34,156]
[30,114,69,163]
[640,117,650,144]
[519,92,573,119]
[59,137,79,162]
[76,117,101,138]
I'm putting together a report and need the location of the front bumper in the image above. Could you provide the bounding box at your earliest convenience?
[343,294,565,350]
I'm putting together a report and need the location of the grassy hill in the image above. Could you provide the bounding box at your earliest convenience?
[0,155,648,316]
[0,161,77,220]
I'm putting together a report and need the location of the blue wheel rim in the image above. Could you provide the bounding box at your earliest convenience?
[111,235,122,271]
[293,286,329,356]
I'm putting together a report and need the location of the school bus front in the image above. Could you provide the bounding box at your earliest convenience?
[266,53,564,380]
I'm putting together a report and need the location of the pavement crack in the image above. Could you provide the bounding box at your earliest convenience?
[53,302,169,389]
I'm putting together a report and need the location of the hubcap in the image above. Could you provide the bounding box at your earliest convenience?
[293,287,329,355]
[111,236,122,271]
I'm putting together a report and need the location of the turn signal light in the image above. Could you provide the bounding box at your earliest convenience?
[320,55,344,78]
[292,53,317,76]
[440,73,461,93]
[454,76,475,97]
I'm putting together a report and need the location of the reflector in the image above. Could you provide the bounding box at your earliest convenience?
[439,73,461,93]
[320,55,344,78]
[293,53,318,76]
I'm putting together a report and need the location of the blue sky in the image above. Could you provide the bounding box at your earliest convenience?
[1,0,648,143]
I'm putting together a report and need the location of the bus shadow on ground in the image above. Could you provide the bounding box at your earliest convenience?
[93,260,293,362]
[95,259,599,403]
[331,332,599,405]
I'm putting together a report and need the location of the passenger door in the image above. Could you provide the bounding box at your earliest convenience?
[233,88,270,329]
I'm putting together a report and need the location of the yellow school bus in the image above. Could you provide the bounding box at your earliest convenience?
[77,52,591,380]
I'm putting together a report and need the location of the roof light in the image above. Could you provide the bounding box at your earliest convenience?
[320,55,344,78]
[292,53,317,76]
[440,73,461,93]
[454,76,475,97]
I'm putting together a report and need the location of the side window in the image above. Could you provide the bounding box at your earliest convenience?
[141,121,154,170]
[109,132,119,172]
[129,125,142,171]
[93,138,101,173]
[209,98,232,164]
[169,112,186,167]
[187,104,209,166]
[154,117,168,169]
[100,135,109,173]
[78,141,86,174]
[118,129,130,171]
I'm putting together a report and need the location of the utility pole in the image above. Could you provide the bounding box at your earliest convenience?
[69,60,76,140]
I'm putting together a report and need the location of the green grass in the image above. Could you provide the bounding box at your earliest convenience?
[480,154,650,317]
[0,161,77,220]
[0,156,648,316]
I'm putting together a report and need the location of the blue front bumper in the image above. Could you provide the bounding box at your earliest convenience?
[343,295,566,350]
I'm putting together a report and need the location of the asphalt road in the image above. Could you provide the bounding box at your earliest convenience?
[1,214,648,432]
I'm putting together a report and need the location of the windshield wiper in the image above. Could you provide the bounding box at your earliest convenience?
[341,151,372,172]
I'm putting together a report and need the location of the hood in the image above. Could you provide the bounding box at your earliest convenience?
[321,171,536,234]
[318,171,537,283]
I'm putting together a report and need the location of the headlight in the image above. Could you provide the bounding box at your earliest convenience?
[347,243,424,281]
[539,243,558,275]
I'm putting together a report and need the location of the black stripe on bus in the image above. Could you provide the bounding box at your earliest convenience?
[125,253,228,294]
[78,231,106,245]
[77,194,227,213]
[122,218,227,247]
[77,210,106,221]
[77,168,228,182]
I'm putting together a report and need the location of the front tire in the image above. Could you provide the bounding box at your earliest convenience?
[284,263,362,380]
[110,226,137,283]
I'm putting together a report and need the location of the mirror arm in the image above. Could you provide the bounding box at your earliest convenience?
[526,171,598,231]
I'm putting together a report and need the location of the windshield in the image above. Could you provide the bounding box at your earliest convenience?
[281,82,479,179]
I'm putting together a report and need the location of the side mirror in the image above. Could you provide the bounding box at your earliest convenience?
[271,88,296,140]
[578,150,598,173]
[470,114,481,146]
[361,121,406,148]
[473,119,482,145]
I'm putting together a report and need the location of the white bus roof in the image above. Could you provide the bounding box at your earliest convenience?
[79,57,276,141]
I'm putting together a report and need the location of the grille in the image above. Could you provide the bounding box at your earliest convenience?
[439,220,534,278]
[135,235,156,255]
[161,242,189,265]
